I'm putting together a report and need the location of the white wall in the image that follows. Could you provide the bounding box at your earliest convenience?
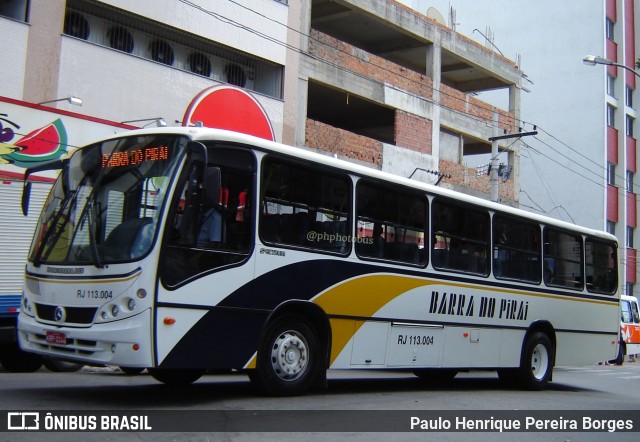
[57,37,284,139]
[0,17,29,99]
[97,0,289,65]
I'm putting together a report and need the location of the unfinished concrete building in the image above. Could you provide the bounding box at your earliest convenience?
[291,0,524,202]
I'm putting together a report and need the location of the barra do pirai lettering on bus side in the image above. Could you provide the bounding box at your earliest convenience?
[429,291,529,321]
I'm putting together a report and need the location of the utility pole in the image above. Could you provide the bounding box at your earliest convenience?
[490,113,499,202]
[487,117,537,202]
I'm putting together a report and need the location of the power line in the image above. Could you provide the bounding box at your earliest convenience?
[177,0,526,133]
[209,0,625,191]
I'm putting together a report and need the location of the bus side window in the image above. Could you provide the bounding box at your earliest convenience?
[197,167,225,248]
[621,301,632,323]
[632,301,640,324]
[355,180,427,266]
[160,147,255,287]
[431,199,489,275]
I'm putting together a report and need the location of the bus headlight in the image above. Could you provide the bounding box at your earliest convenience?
[21,293,35,317]
[96,291,144,322]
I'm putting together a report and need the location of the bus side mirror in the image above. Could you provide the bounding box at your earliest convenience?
[22,158,67,216]
[185,142,209,206]
[187,141,208,169]
[202,166,221,208]
[22,181,32,216]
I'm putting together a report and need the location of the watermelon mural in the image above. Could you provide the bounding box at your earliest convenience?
[0,118,68,168]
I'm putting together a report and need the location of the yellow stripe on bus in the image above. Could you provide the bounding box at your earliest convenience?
[244,273,617,369]
[313,274,433,365]
[243,274,431,370]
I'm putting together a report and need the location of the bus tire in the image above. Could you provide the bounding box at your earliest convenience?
[254,316,320,396]
[517,332,554,390]
[0,344,43,373]
[613,342,625,366]
[148,368,204,385]
[43,357,83,372]
[119,366,145,375]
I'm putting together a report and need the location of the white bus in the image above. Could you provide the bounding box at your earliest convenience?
[17,127,619,395]
[618,294,640,363]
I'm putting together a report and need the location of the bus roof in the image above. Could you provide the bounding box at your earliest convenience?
[107,126,617,244]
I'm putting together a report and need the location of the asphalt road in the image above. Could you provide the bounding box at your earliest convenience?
[1,360,639,441]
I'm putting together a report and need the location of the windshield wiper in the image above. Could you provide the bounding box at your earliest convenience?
[79,196,104,268]
[32,189,78,267]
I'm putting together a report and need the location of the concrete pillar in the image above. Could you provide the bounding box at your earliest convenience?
[426,33,441,161]
[22,0,66,104]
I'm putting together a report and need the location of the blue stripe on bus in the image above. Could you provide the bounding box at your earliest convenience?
[156,259,618,370]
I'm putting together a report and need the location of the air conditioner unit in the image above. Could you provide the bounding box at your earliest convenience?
[187,51,212,77]
[223,62,255,90]
[149,39,175,66]
[63,11,90,40]
[107,25,135,54]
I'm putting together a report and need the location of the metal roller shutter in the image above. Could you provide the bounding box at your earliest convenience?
[0,180,51,296]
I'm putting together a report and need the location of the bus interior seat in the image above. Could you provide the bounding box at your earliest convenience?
[105,217,153,259]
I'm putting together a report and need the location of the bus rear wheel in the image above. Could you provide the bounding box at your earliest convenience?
[517,332,554,390]
[253,316,320,396]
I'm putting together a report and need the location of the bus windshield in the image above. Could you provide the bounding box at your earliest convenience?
[29,134,188,266]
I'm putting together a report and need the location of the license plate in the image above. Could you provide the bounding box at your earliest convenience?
[45,330,67,345]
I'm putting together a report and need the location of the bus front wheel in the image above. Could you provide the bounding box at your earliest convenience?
[517,332,554,390]
[0,344,43,373]
[253,316,320,396]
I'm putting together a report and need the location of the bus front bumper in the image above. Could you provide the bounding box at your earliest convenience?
[17,309,154,368]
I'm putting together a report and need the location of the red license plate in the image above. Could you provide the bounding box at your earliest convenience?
[45,331,67,345]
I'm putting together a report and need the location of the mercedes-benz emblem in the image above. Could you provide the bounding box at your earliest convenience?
[54,306,66,322]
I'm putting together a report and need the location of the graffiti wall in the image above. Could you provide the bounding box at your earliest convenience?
[0,96,131,181]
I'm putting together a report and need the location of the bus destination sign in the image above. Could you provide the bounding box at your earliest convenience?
[102,146,169,168]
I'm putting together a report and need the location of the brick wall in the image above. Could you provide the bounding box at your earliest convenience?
[309,30,433,99]
[395,110,432,154]
[305,119,383,167]
[307,29,517,201]
[440,160,515,201]
[443,85,516,133]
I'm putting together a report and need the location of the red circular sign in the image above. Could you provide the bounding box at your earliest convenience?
[182,85,275,141]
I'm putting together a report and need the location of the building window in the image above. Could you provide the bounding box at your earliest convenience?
[626,115,635,138]
[0,0,28,21]
[607,75,615,97]
[628,170,635,193]
[607,104,616,127]
[608,163,616,186]
[627,86,634,107]
[627,226,635,248]
[606,221,616,235]
[606,18,615,41]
